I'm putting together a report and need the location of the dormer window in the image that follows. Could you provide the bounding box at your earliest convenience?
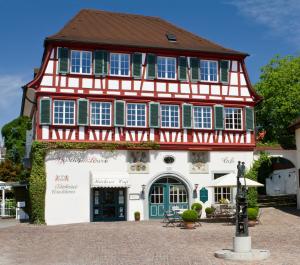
[166,33,177,42]
[110,53,130,76]
[70,50,92,74]
[157,57,176,80]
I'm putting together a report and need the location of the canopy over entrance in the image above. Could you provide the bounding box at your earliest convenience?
[90,171,130,188]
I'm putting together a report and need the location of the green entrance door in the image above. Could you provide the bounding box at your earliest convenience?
[93,188,126,221]
[149,177,189,219]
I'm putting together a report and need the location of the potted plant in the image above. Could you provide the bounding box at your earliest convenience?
[248,208,258,227]
[134,211,140,221]
[191,202,202,217]
[181,209,198,229]
[205,207,214,218]
[219,198,230,204]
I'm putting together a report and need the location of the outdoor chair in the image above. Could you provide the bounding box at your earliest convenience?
[163,210,177,227]
[256,208,262,225]
[195,211,202,227]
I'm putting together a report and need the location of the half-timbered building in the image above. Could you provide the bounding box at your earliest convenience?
[21,9,261,225]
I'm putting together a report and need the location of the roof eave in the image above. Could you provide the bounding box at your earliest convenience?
[44,37,249,57]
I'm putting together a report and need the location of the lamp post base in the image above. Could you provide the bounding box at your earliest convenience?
[214,236,270,261]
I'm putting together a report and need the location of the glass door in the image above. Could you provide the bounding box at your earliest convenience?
[93,188,126,221]
[149,185,165,218]
[149,180,189,219]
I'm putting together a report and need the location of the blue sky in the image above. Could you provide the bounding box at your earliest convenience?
[0,0,299,133]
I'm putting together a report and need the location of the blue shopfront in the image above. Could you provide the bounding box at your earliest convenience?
[149,176,189,218]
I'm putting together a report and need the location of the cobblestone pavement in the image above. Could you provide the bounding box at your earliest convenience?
[0,207,299,265]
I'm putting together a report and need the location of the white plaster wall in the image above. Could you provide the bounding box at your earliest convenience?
[45,149,254,225]
[266,169,297,196]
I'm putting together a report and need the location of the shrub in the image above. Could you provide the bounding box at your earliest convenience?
[205,207,214,214]
[181,210,198,222]
[191,202,202,211]
[134,211,140,218]
[248,208,258,220]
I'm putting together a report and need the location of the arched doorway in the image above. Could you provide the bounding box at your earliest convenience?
[148,176,189,219]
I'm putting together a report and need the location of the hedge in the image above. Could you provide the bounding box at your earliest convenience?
[29,140,160,224]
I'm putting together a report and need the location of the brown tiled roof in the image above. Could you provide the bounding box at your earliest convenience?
[45,9,247,56]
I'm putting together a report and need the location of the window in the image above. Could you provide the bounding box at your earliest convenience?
[127,103,146,127]
[53,100,75,125]
[90,102,111,126]
[157,57,176,79]
[169,185,188,203]
[225,108,242,130]
[214,187,232,203]
[200,60,218,82]
[70,50,92,74]
[193,106,212,129]
[214,173,232,203]
[110,53,130,76]
[150,186,164,204]
[161,105,179,128]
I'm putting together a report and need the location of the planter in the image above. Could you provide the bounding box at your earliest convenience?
[248,220,256,227]
[184,221,195,229]
[134,212,140,221]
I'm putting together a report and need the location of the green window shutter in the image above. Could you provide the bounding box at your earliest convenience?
[147,54,156,79]
[220,60,229,83]
[245,107,254,131]
[94,50,108,76]
[132,53,142,78]
[190,57,199,81]
[214,105,224,130]
[77,99,89,126]
[40,98,51,125]
[114,100,125,127]
[178,57,187,81]
[149,102,160,128]
[58,47,69,74]
[182,104,192,129]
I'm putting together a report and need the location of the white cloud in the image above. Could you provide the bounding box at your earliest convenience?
[228,0,300,45]
[0,74,26,110]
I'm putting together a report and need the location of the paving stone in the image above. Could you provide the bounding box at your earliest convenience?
[0,207,299,265]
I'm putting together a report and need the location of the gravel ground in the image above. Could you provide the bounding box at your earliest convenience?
[0,207,299,265]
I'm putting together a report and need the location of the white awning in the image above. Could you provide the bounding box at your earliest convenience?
[90,171,130,188]
[209,173,264,187]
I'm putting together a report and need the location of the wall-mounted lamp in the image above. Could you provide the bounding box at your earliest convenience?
[193,184,199,198]
[141,184,146,200]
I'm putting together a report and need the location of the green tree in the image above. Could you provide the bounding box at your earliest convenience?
[0,159,29,182]
[1,116,31,163]
[255,55,300,147]
[246,152,272,206]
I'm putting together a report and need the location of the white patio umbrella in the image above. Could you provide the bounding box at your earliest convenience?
[209,173,264,187]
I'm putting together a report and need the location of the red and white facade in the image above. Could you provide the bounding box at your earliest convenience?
[22,10,260,225]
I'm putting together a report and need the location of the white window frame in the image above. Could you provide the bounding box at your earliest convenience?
[193,106,212,129]
[214,187,232,203]
[200,60,218,82]
[157,56,177,80]
[224,107,243,130]
[126,103,147,128]
[169,185,188,203]
[90,102,112,127]
[70,50,92,75]
[110,53,130,77]
[160,105,180,129]
[53,100,75,125]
